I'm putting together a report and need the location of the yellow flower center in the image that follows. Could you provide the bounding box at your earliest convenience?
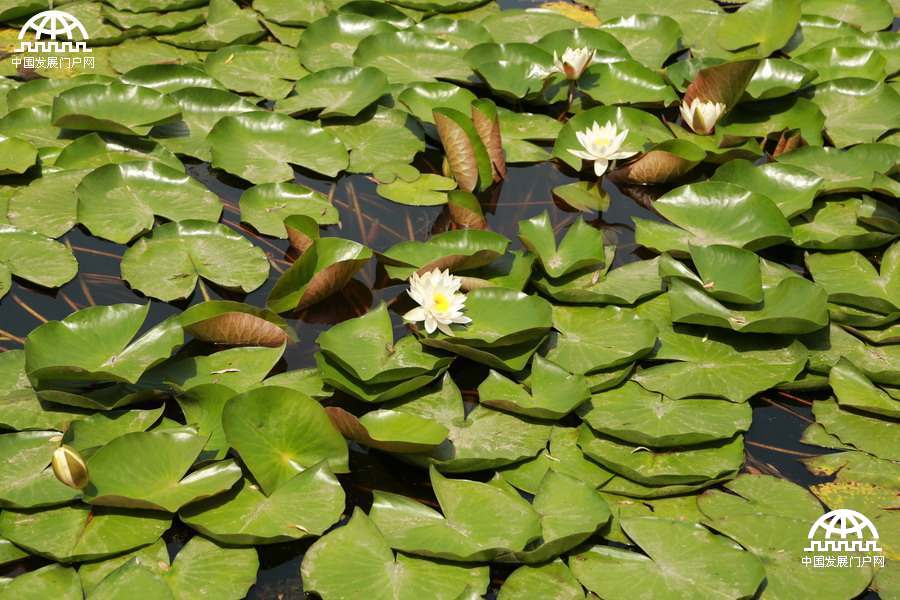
[432,292,450,313]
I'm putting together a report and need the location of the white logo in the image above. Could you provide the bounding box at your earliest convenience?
[805,508,882,553]
[15,10,92,54]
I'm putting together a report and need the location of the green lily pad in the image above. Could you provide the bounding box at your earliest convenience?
[711,159,823,218]
[25,303,182,387]
[532,257,663,306]
[223,385,349,494]
[276,66,389,118]
[354,31,470,84]
[143,344,284,393]
[301,508,489,600]
[580,381,752,447]
[0,225,78,299]
[804,323,900,386]
[207,111,349,183]
[298,13,398,72]
[393,374,551,472]
[0,135,36,175]
[239,182,339,238]
[63,407,163,452]
[519,212,606,278]
[317,304,451,384]
[465,42,553,101]
[578,424,744,485]
[498,561,584,600]
[716,0,800,57]
[5,169,87,238]
[180,463,344,544]
[267,236,373,313]
[813,397,900,461]
[0,503,170,563]
[811,79,900,148]
[581,60,678,106]
[327,106,425,174]
[76,161,222,244]
[103,5,208,35]
[376,171,458,206]
[830,358,900,418]
[543,305,657,375]
[120,64,223,94]
[776,143,900,195]
[744,58,816,100]
[793,196,897,250]
[158,0,264,50]
[326,406,449,453]
[0,564,81,600]
[600,15,682,68]
[398,82,479,127]
[107,38,204,74]
[634,181,792,254]
[698,473,872,600]
[205,43,306,100]
[51,82,181,136]
[54,132,184,171]
[570,516,764,600]
[801,0,893,31]
[152,87,257,161]
[378,229,509,281]
[121,220,269,302]
[173,384,234,461]
[634,296,808,401]
[481,9,579,44]
[0,431,79,508]
[806,242,899,315]
[551,181,611,212]
[478,356,590,419]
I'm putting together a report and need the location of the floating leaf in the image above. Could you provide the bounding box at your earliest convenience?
[180,463,344,544]
[76,161,222,244]
[830,358,900,418]
[0,564,81,600]
[239,182,339,237]
[51,82,181,136]
[83,429,241,512]
[6,169,86,238]
[180,300,294,347]
[207,111,349,183]
[223,385,349,494]
[811,79,900,148]
[298,13,398,71]
[806,242,899,315]
[301,508,489,600]
[268,237,372,313]
[204,43,306,100]
[711,158,822,218]
[376,171,457,206]
[0,431,80,508]
[159,0,265,50]
[478,356,590,419]
[379,229,509,281]
[121,221,269,301]
[328,106,425,174]
[326,406,449,453]
[600,15,682,69]
[716,0,800,57]
[813,397,900,461]
[434,107,493,193]
[276,66,389,118]
[354,31,471,84]
[0,135,36,175]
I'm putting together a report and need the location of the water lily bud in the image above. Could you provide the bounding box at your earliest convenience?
[680,98,727,135]
[51,445,89,490]
[553,47,595,80]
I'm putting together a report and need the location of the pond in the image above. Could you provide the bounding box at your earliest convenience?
[0,0,897,599]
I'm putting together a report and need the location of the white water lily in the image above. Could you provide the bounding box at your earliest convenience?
[553,46,595,80]
[403,268,471,335]
[680,98,726,135]
[569,121,638,177]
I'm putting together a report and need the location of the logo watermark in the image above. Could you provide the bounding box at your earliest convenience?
[802,508,885,569]
[11,9,94,71]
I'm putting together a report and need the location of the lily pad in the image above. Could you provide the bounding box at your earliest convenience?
[239,182,339,237]
[0,431,80,508]
[0,225,78,299]
[76,161,222,244]
[277,66,389,118]
[813,397,900,461]
[158,0,265,50]
[268,237,373,313]
[6,169,87,238]
[51,82,181,136]
[519,212,606,278]
[0,564,81,600]
[222,385,349,494]
[0,503,171,563]
[811,79,900,148]
[830,358,900,418]
[570,516,764,600]
[711,159,823,218]
[204,43,306,100]
[580,381,752,447]
[328,106,426,174]
[301,508,489,600]
[354,31,470,84]
[326,406,449,453]
[121,220,269,301]
[180,463,344,545]
[378,229,509,281]
[806,242,899,315]
[207,111,349,183]
[477,356,590,419]
[83,429,241,512]
[298,13,398,72]
[376,171,458,206]
[179,300,295,347]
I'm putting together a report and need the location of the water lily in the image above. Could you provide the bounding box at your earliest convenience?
[569,121,638,177]
[403,268,471,335]
[680,98,726,135]
[553,47,595,80]
[51,444,89,490]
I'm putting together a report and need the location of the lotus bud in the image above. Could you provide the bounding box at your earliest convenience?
[51,445,89,490]
[553,47,595,80]
[680,98,726,135]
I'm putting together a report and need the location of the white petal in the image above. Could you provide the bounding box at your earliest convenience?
[424,315,437,334]
[403,307,427,323]
[569,149,596,161]
[593,158,609,177]
[608,149,638,160]
[437,322,455,336]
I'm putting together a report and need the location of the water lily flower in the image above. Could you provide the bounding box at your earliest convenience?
[553,46,595,80]
[680,98,726,135]
[403,268,471,336]
[51,444,89,490]
[569,121,638,177]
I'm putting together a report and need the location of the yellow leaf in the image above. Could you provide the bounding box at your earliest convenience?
[539,1,601,27]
